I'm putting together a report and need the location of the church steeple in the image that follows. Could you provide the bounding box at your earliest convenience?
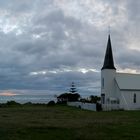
[101,35,116,70]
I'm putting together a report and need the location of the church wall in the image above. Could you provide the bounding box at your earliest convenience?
[101,69,116,98]
[114,79,121,99]
[101,69,116,110]
[114,80,127,110]
[101,78,140,110]
[103,80,121,110]
[120,90,140,110]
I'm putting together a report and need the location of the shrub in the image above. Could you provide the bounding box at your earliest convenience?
[57,93,80,103]
[24,102,33,106]
[6,101,20,106]
[47,100,55,106]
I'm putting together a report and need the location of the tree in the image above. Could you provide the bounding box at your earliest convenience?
[57,93,80,103]
[47,100,55,106]
[89,95,101,103]
[69,82,77,93]
[57,82,80,103]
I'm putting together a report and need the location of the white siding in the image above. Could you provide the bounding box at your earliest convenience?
[101,69,116,104]
[120,91,140,110]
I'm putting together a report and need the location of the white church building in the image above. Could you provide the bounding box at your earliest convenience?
[101,35,140,110]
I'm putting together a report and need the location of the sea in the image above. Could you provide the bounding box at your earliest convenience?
[0,90,57,104]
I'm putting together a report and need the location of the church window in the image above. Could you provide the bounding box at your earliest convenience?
[101,94,105,104]
[102,78,104,88]
[134,94,136,103]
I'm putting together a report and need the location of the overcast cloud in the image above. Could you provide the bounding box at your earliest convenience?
[0,0,139,96]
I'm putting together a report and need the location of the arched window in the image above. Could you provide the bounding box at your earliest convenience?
[133,94,136,103]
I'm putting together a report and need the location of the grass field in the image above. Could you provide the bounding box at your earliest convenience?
[0,104,140,140]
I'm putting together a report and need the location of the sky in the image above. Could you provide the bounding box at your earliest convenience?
[0,0,139,96]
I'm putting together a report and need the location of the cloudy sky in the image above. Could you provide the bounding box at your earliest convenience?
[0,0,139,96]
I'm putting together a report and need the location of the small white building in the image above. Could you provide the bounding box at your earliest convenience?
[101,35,140,110]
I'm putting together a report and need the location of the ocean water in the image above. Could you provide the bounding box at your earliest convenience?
[0,90,57,104]
[0,94,57,104]
[0,89,96,104]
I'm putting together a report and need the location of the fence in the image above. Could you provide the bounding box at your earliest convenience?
[67,102,96,111]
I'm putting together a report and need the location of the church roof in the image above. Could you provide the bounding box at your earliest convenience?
[115,73,140,90]
[101,35,116,70]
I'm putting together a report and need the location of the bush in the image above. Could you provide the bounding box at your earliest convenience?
[24,102,33,106]
[47,100,55,106]
[57,93,80,103]
[90,95,101,103]
[6,101,21,106]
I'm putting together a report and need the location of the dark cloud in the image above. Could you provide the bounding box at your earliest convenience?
[0,0,139,96]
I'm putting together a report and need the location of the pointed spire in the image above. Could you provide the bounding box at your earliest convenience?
[101,35,116,70]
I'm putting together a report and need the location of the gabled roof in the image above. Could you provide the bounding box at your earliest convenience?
[101,35,116,70]
[115,73,140,90]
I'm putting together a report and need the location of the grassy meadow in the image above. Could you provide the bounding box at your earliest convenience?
[0,104,140,140]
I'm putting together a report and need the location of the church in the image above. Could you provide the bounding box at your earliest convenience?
[101,35,140,110]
